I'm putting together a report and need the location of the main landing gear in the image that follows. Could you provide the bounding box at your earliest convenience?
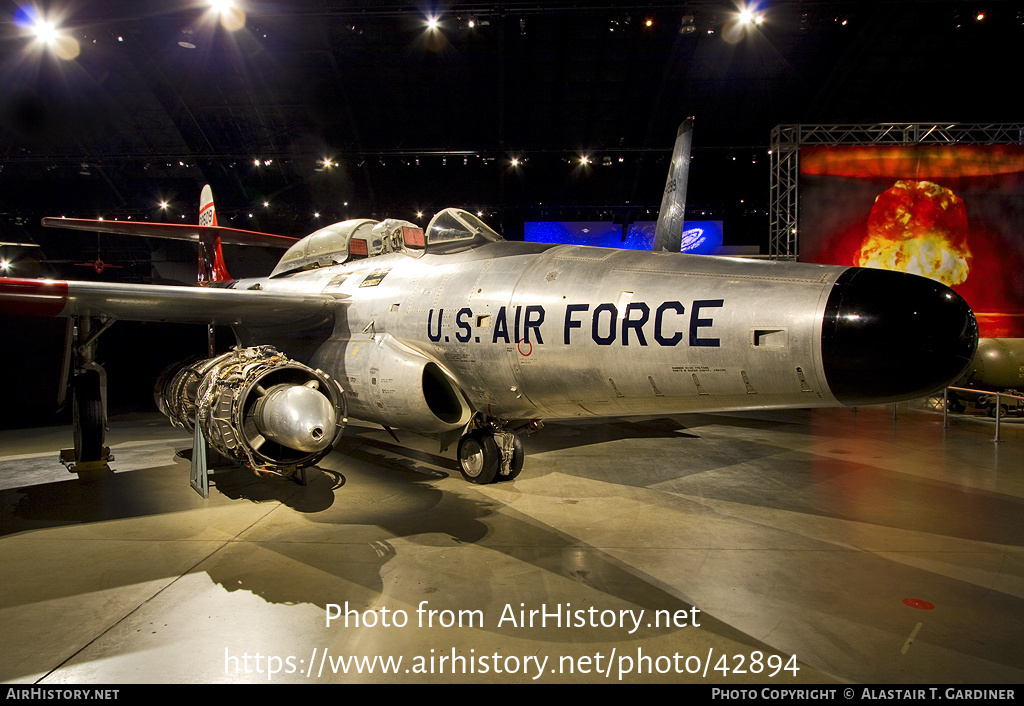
[60,316,115,475]
[456,418,542,484]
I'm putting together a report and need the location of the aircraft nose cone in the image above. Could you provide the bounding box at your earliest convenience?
[821,267,978,405]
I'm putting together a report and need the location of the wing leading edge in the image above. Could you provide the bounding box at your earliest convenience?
[39,218,298,249]
[0,277,343,327]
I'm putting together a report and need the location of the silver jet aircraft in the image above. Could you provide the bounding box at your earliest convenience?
[0,125,979,488]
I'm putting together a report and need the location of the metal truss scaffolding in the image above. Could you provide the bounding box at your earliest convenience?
[768,123,1024,260]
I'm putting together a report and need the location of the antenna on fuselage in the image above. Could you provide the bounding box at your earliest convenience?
[653,117,694,253]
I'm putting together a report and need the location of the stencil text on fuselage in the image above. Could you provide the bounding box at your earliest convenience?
[426,300,725,347]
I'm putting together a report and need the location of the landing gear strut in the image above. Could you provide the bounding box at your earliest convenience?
[455,418,540,484]
[59,316,115,474]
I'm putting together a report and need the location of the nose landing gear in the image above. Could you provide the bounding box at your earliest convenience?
[456,418,540,484]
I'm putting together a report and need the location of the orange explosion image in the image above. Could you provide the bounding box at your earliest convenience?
[856,180,972,286]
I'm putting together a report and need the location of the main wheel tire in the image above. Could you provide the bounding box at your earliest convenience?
[73,371,104,463]
[457,430,500,484]
[496,435,524,481]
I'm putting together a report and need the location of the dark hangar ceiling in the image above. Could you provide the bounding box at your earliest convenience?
[0,1,1021,258]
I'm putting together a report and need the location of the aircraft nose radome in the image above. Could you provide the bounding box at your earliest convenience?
[821,267,979,406]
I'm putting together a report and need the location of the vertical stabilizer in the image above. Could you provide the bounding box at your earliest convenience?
[197,184,232,284]
[653,118,694,252]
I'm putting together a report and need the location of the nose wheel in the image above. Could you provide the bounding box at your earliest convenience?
[457,428,525,484]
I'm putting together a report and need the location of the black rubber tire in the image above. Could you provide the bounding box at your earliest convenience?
[73,371,104,463]
[457,430,501,484]
[988,404,1009,418]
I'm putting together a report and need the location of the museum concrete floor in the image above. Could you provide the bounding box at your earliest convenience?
[1,402,1022,685]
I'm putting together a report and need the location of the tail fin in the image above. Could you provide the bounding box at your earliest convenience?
[197,185,232,284]
[653,117,694,252]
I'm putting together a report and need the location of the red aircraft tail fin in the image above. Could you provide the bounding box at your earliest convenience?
[198,185,232,285]
[41,197,298,286]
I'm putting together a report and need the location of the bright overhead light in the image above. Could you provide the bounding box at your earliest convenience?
[18,6,80,60]
[736,3,766,27]
[33,19,58,44]
[209,0,245,32]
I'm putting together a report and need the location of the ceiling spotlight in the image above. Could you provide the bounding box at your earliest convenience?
[33,18,59,44]
[210,0,245,32]
[21,8,80,60]
[680,14,696,34]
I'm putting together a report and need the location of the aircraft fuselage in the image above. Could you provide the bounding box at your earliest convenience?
[228,239,974,435]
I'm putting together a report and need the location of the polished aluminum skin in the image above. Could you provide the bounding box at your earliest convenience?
[253,382,338,453]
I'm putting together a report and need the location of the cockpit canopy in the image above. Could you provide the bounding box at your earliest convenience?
[270,208,503,277]
[424,208,504,253]
[271,219,375,277]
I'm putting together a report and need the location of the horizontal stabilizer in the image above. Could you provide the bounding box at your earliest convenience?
[0,277,344,327]
[41,218,298,249]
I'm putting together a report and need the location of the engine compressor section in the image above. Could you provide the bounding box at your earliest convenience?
[157,346,346,478]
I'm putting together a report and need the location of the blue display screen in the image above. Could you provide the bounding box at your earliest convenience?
[525,220,724,254]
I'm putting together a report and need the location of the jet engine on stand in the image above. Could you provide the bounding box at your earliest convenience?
[156,346,346,478]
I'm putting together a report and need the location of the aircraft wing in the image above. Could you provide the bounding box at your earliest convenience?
[41,218,298,249]
[0,277,342,327]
